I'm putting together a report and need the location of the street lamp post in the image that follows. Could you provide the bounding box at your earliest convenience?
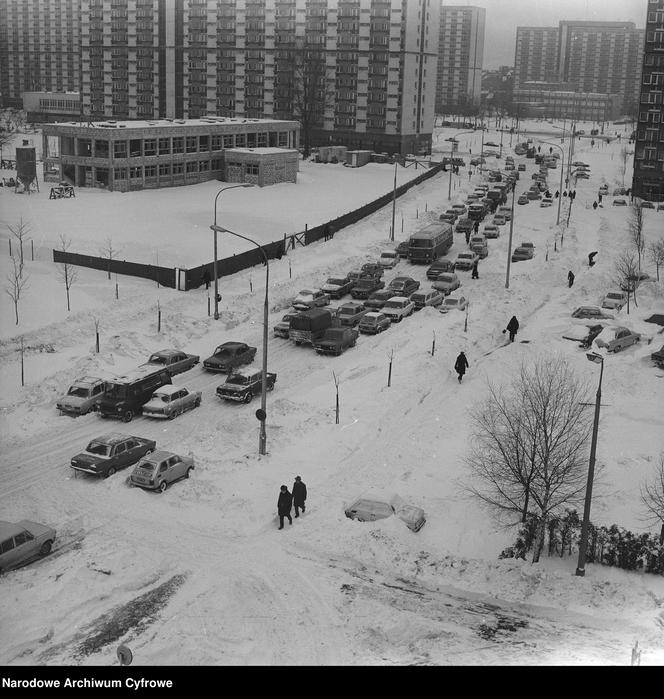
[539,139,565,225]
[210,223,269,456]
[212,183,254,320]
[575,352,605,577]
[505,185,516,289]
[390,161,397,242]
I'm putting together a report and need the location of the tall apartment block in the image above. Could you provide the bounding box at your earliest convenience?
[0,0,81,109]
[513,27,559,91]
[435,4,485,113]
[632,0,664,202]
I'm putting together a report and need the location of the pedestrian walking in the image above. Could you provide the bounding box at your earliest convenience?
[555,190,559,198]
[571,190,577,200]
[292,476,307,518]
[592,201,598,210]
[471,258,479,279]
[568,270,575,288]
[588,251,598,267]
[563,190,568,197]
[598,193,603,204]
[504,315,519,343]
[277,485,293,530]
[473,220,480,233]
[465,229,471,245]
[454,351,469,383]
[202,268,211,290]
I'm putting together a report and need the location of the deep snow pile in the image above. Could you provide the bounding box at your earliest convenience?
[0,120,663,666]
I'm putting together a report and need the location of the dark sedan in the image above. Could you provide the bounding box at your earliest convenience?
[203,342,257,373]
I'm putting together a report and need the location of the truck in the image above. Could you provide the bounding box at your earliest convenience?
[314,327,359,356]
[216,368,277,404]
[289,308,335,346]
[407,222,453,264]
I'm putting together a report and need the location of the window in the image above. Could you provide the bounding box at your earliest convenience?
[246,163,259,175]
[159,164,171,176]
[186,136,198,153]
[0,538,14,554]
[199,160,210,171]
[223,134,234,147]
[114,141,127,158]
[199,135,209,150]
[129,166,142,178]
[172,137,184,153]
[173,163,184,175]
[159,138,170,155]
[114,168,127,179]
[144,139,156,156]
[14,531,33,546]
[211,134,222,149]
[186,161,199,173]
[145,165,156,177]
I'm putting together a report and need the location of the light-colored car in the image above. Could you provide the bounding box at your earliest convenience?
[56,376,108,416]
[344,495,426,532]
[0,520,56,574]
[439,294,468,313]
[594,326,641,353]
[498,205,512,220]
[140,349,200,376]
[410,288,444,310]
[358,311,391,334]
[492,214,507,225]
[483,224,500,239]
[292,288,330,311]
[540,198,553,207]
[451,204,467,215]
[432,272,461,295]
[379,250,399,268]
[454,251,478,271]
[129,450,194,492]
[517,194,529,205]
[381,296,415,322]
[469,234,488,259]
[142,385,202,419]
[613,199,628,206]
[601,290,628,311]
[571,306,615,320]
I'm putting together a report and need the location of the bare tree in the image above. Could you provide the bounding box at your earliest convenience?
[640,454,664,545]
[649,239,664,281]
[629,203,645,271]
[5,255,29,324]
[56,234,77,312]
[7,218,30,277]
[99,237,120,280]
[614,250,639,312]
[466,355,592,563]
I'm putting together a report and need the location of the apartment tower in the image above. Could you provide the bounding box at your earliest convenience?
[513,27,559,91]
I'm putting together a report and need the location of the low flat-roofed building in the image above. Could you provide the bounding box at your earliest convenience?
[23,91,81,124]
[224,148,299,187]
[41,117,300,192]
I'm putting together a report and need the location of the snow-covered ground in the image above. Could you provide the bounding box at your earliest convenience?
[1,119,663,666]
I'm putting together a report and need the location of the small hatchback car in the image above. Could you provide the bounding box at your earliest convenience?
[129,450,194,493]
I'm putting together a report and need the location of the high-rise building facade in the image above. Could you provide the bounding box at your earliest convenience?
[513,27,559,91]
[0,0,81,109]
[435,5,485,113]
[632,0,664,202]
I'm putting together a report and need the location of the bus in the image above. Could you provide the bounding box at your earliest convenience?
[407,222,454,264]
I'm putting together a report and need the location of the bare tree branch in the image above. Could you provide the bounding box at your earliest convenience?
[56,234,77,312]
[4,255,29,325]
[640,454,664,545]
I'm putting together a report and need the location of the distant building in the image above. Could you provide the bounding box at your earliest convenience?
[513,27,560,91]
[513,83,621,122]
[632,0,664,202]
[435,5,485,114]
[41,117,300,192]
[23,91,81,123]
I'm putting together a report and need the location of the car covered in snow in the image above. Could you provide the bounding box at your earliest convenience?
[439,212,457,224]
[321,275,354,300]
[571,306,615,320]
[387,276,420,297]
[381,296,415,322]
[0,520,56,574]
[410,288,444,310]
[540,198,553,207]
[350,275,385,299]
[561,324,605,349]
[344,494,426,532]
[364,289,397,311]
[292,288,330,311]
[203,342,257,373]
[140,349,200,376]
[56,376,109,416]
[601,290,628,311]
[432,272,461,296]
[141,385,201,419]
[455,218,474,235]
[360,262,385,278]
[336,301,369,326]
[70,433,156,478]
[129,450,194,493]
[483,224,500,239]
[395,241,410,258]
[439,294,468,314]
[453,251,478,271]
[358,311,391,334]
[594,326,641,353]
[517,195,529,205]
[492,214,507,226]
[379,250,399,268]
[426,258,455,280]
[511,246,534,262]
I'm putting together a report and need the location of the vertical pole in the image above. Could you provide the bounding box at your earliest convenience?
[213,226,219,319]
[259,255,269,455]
[448,145,453,200]
[156,249,160,288]
[157,300,161,333]
[576,359,604,576]
[31,239,34,261]
[20,336,25,387]
[505,187,515,289]
[207,294,210,317]
[390,162,397,242]
[115,272,119,300]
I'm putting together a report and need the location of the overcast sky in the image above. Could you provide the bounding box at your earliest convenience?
[476,0,648,68]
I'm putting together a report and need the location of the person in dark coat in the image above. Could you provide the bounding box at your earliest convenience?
[592,201,598,210]
[277,485,293,529]
[555,190,559,198]
[505,315,519,343]
[465,229,471,245]
[454,351,469,383]
[598,193,603,204]
[473,220,480,233]
[588,251,598,267]
[292,476,307,517]
[202,268,211,290]
[568,270,575,288]
[471,258,479,279]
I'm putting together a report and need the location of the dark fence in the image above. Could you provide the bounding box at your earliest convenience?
[52,249,176,288]
[52,161,444,291]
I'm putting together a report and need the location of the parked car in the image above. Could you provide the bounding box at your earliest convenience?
[410,288,444,310]
[601,290,628,311]
[56,376,109,416]
[613,198,628,206]
[431,272,461,295]
[350,276,385,299]
[485,141,500,147]
[641,201,656,210]
[511,246,534,262]
[651,345,664,369]
[454,251,478,271]
[365,289,397,310]
[337,301,369,326]
[129,450,194,493]
[439,213,457,224]
[595,326,641,353]
[561,324,605,349]
[292,288,330,311]
[360,262,385,278]
[575,172,590,180]
[621,272,653,291]
[571,306,615,320]
[70,433,156,478]
[517,195,529,205]
[455,218,473,235]
[469,157,486,166]
[274,309,301,338]
[492,214,507,226]
[140,349,199,376]
[483,224,500,239]
[344,495,426,533]
[469,234,488,259]
[379,250,399,269]
[451,204,467,215]
[0,520,56,574]
[498,205,512,220]
[358,311,391,334]
[518,163,526,171]
[387,276,420,297]
[395,241,409,258]
[99,367,172,423]
[526,190,541,200]
[314,326,359,355]
[142,385,201,419]
[520,242,535,252]
[217,368,277,403]
[321,275,354,300]
[426,258,455,280]
[381,296,415,322]
[203,342,257,373]
[439,294,468,313]
[443,208,460,221]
